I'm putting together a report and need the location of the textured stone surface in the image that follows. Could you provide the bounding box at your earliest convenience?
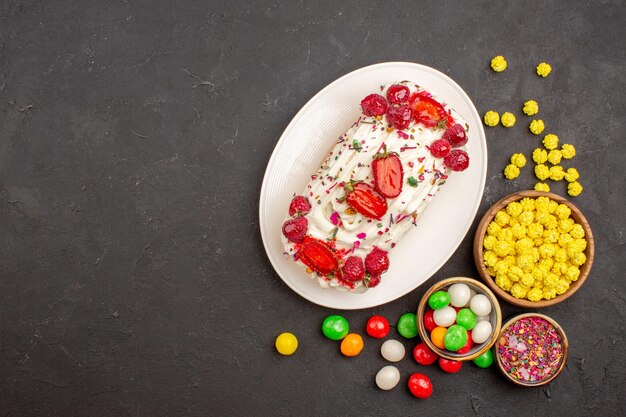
[1,0,624,415]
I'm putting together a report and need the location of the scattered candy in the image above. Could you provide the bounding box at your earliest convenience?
[408,373,433,399]
[523,100,539,116]
[381,339,406,362]
[428,291,451,310]
[423,309,437,332]
[413,342,439,365]
[504,164,520,180]
[433,306,457,327]
[439,358,463,373]
[568,181,583,197]
[322,315,350,340]
[491,55,507,72]
[340,333,364,357]
[501,112,516,127]
[456,308,477,330]
[448,283,471,307]
[430,326,447,349]
[443,324,468,351]
[397,313,418,339]
[484,110,500,127]
[366,315,390,339]
[275,332,298,355]
[472,320,493,344]
[529,119,545,135]
[536,62,552,77]
[469,294,492,317]
[543,133,559,150]
[497,316,563,382]
[472,349,494,368]
[376,365,401,390]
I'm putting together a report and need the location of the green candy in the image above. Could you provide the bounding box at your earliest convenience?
[397,313,418,339]
[428,291,451,310]
[456,308,477,330]
[322,315,349,340]
[443,324,468,351]
[473,349,494,368]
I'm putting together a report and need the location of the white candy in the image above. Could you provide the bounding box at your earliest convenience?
[433,306,457,327]
[465,288,477,307]
[381,340,405,362]
[448,283,471,307]
[376,365,401,390]
[472,320,493,344]
[469,294,492,317]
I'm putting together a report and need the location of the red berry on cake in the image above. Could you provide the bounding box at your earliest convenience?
[386,84,411,104]
[429,139,451,158]
[344,182,388,219]
[282,217,308,243]
[386,104,413,130]
[365,247,390,276]
[372,147,404,198]
[297,239,339,276]
[365,274,381,288]
[444,149,470,172]
[410,93,452,128]
[288,195,312,217]
[342,256,365,282]
[442,124,467,148]
[360,94,388,117]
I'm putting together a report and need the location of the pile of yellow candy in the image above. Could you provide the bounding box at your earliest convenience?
[482,196,587,302]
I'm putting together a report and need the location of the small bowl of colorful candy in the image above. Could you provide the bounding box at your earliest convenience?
[474,190,594,308]
[495,313,568,387]
[417,277,502,361]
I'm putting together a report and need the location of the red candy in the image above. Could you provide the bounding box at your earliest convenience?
[442,123,468,148]
[423,309,437,332]
[366,315,390,338]
[413,342,438,366]
[429,139,451,158]
[386,104,413,130]
[386,84,410,104]
[438,358,462,374]
[456,332,473,354]
[444,149,470,172]
[360,94,387,116]
[408,373,433,399]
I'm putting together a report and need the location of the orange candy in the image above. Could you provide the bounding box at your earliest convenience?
[340,333,364,357]
[430,327,447,349]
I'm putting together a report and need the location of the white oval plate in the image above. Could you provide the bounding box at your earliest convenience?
[259,62,487,310]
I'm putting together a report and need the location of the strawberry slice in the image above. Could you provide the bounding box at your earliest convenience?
[297,239,339,276]
[372,146,404,198]
[344,181,388,219]
[409,92,454,128]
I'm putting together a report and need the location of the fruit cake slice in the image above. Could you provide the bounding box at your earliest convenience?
[281,81,470,292]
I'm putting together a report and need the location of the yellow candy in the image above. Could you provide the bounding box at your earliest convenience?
[517,254,534,270]
[544,273,559,289]
[535,164,550,180]
[494,210,510,226]
[491,55,508,72]
[511,224,527,239]
[571,252,587,266]
[516,238,533,253]
[496,273,513,291]
[504,164,520,180]
[558,218,574,233]
[547,200,558,213]
[483,235,497,251]
[534,182,550,192]
[543,228,559,243]
[564,168,580,183]
[530,119,545,135]
[547,150,563,165]
[523,100,539,116]
[561,144,576,159]
[536,62,552,77]
[487,221,501,236]
[527,223,544,239]
[484,111,500,127]
[483,250,498,267]
[570,224,585,239]
[493,241,511,257]
[496,228,513,242]
[542,134,559,150]
[519,198,536,212]
[535,196,551,212]
[511,283,530,299]
[566,265,581,281]
[506,202,524,217]
[555,248,568,263]
[532,148,548,164]
[501,112,516,127]
[549,166,565,181]
[508,266,524,282]
[555,204,572,220]
[543,288,557,300]
[518,211,534,226]
[510,153,526,168]
[527,287,543,302]
[275,332,298,355]
[556,279,570,295]
[521,273,535,287]
[568,181,583,196]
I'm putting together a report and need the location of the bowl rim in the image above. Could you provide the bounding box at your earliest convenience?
[416,277,502,361]
[473,190,595,308]
[494,312,569,387]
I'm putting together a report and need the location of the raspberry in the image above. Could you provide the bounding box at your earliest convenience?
[444,149,470,172]
[429,139,451,158]
[386,104,413,130]
[365,274,381,288]
[365,247,389,276]
[442,124,467,148]
[342,256,365,282]
[282,217,308,243]
[288,195,311,217]
[360,94,387,117]
[386,84,410,104]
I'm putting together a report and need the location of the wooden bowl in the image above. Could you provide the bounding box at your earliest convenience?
[416,277,502,361]
[474,190,594,308]
[494,313,569,387]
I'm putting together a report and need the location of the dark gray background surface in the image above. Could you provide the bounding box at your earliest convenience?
[1,1,625,416]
